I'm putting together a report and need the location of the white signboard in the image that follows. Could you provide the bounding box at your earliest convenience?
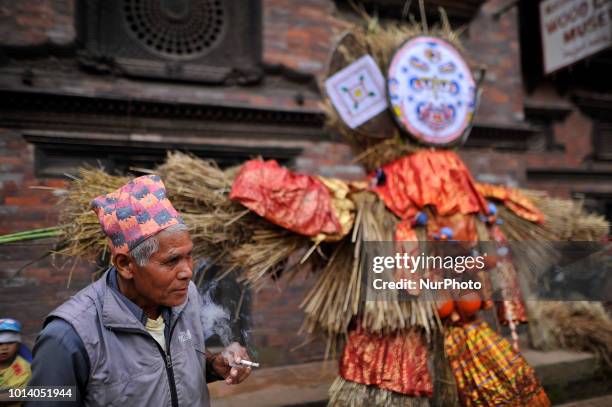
[324,55,388,129]
[540,0,612,74]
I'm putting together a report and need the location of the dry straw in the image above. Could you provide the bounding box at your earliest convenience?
[54,152,311,288]
[522,190,609,241]
[328,376,430,407]
[530,301,612,369]
[496,189,609,356]
[300,191,439,349]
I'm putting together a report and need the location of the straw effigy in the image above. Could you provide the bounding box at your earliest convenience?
[316,5,611,404]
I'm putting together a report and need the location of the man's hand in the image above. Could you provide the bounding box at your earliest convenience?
[211,342,252,385]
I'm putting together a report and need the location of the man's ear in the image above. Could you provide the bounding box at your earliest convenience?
[113,253,136,280]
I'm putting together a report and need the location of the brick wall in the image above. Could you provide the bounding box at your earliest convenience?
[263,0,349,76]
[0,131,64,234]
[0,129,91,348]
[0,0,74,47]
[465,0,525,125]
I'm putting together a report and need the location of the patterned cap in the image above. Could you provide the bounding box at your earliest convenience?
[91,175,184,255]
[0,318,22,343]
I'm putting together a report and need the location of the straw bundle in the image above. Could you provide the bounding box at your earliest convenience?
[56,169,129,263]
[494,189,608,301]
[300,191,439,346]
[522,191,609,241]
[328,377,430,407]
[299,193,373,346]
[300,241,358,339]
[430,330,459,407]
[496,190,610,355]
[157,152,313,287]
[358,193,438,336]
[229,230,310,290]
[54,152,311,287]
[488,208,559,292]
[529,301,612,369]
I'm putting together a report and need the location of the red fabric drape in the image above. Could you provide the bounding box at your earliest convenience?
[339,326,433,397]
[230,159,341,237]
[373,150,488,220]
[476,183,544,223]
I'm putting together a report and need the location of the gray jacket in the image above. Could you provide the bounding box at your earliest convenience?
[48,270,210,407]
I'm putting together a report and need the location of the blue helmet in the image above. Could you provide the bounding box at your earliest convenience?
[0,318,22,333]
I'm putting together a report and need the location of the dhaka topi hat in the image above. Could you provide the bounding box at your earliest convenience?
[91,175,184,255]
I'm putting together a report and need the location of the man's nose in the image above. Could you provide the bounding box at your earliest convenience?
[177,260,193,280]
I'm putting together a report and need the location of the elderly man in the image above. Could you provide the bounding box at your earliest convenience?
[28,175,251,406]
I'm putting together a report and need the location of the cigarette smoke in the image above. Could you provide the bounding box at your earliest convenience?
[200,280,233,346]
[197,261,257,359]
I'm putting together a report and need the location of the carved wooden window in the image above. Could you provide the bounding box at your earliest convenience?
[76,0,262,84]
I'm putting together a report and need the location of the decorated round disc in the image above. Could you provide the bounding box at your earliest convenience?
[387,36,477,146]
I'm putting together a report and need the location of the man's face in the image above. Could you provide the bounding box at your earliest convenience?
[0,341,18,363]
[131,229,194,308]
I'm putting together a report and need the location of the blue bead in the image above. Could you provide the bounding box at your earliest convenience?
[440,227,453,238]
[414,212,428,226]
[487,202,498,215]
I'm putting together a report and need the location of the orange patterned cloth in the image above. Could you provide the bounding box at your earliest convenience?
[373,150,488,220]
[230,159,342,238]
[339,326,433,397]
[445,320,550,407]
[476,183,544,223]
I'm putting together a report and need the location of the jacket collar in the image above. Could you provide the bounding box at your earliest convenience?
[99,268,188,331]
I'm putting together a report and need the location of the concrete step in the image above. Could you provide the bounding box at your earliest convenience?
[522,349,612,405]
[557,394,612,407]
[209,349,611,407]
[209,361,336,407]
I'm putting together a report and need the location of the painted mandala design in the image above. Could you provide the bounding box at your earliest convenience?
[387,36,476,146]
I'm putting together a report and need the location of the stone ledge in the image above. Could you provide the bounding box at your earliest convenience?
[209,361,336,407]
[209,349,609,407]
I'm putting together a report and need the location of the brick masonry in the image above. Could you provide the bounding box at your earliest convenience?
[0,0,74,47]
[0,0,610,368]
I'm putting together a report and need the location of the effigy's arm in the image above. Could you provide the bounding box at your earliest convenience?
[53,152,342,289]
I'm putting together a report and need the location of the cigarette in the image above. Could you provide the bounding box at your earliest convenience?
[239,359,259,368]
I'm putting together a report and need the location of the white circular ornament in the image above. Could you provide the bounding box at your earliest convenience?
[387,36,477,146]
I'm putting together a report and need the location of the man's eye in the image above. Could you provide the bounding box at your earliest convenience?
[165,257,179,264]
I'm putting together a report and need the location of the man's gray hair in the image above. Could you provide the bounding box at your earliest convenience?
[129,223,189,267]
